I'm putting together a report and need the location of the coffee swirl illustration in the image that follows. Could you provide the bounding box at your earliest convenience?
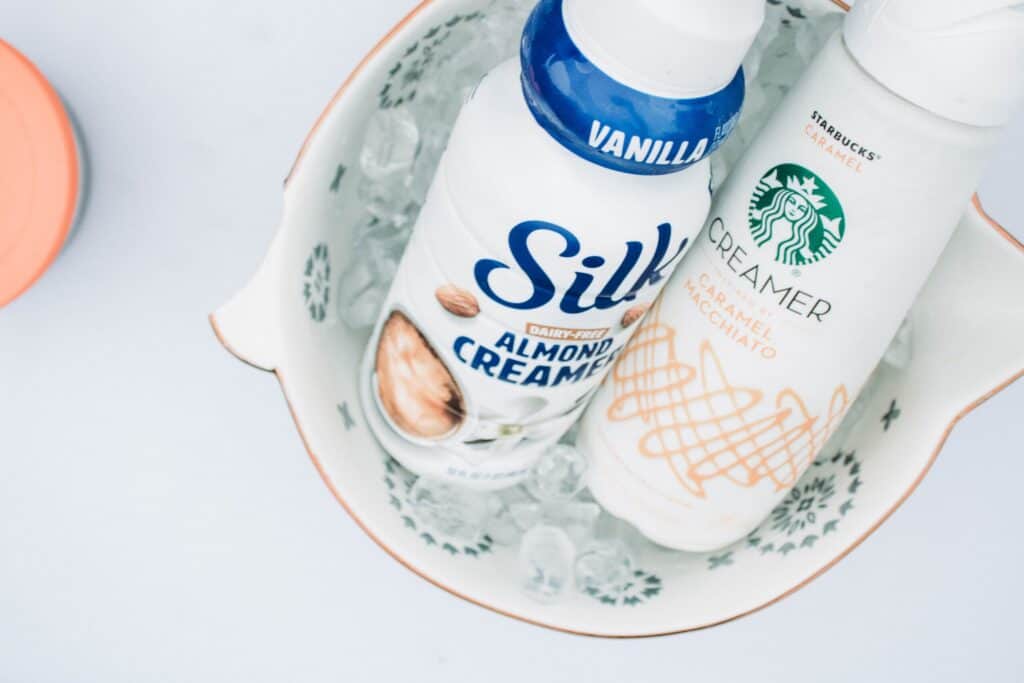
[375,310,466,440]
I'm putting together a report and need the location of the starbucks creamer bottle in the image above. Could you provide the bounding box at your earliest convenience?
[360,0,764,488]
[580,0,1024,549]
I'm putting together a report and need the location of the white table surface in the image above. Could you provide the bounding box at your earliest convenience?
[2,2,1022,681]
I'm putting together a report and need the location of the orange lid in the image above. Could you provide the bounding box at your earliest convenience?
[0,39,80,307]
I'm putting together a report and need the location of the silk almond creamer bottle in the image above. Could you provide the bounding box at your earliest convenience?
[581,0,1024,549]
[360,0,764,488]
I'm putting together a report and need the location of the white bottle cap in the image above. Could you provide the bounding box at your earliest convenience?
[561,0,765,99]
[844,0,1024,127]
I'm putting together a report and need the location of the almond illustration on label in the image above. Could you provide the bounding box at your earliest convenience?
[435,284,480,318]
[375,310,466,441]
[621,304,649,329]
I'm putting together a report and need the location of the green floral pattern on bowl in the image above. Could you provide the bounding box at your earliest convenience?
[377,11,485,111]
[707,448,864,570]
[383,457,496,558]
[581,570,663,607]
[302,243,331,323]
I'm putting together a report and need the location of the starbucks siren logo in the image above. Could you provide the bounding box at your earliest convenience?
[747,164,845,266]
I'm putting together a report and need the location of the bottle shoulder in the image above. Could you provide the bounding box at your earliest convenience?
[794,34,1000,144]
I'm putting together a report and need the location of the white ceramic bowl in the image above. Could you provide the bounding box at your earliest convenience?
[211,0,1024,636]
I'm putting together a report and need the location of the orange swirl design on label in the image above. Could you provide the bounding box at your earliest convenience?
[608,302,849,498]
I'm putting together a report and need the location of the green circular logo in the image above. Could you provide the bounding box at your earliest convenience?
[747,164,845,266]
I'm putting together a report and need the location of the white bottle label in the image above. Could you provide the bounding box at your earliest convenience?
[581,34,996,549]
[364,161,693,479]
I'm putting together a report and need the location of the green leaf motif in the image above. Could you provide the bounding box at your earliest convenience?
[584,569,664,607]
[382,460,495,560]
[882,400,902,431]
[721,450,865,566]
[708,552,734,570]
[301,243,331,323]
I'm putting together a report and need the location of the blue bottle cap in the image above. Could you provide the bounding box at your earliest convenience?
[520,0,746,176]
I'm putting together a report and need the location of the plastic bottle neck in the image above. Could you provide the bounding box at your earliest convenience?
[519,0,747,176]
[561,0,763,100]
[843,0,1024,127]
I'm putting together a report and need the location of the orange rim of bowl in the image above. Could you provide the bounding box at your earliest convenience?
[0,39,80,307]
[213,0,1023,637]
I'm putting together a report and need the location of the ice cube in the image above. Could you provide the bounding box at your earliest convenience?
[710,154,731,193]
[408,144,443,201]
[361,224,410,276]
[357,174,421,228]
[824,366,883,451]
[338,286,385,330]
[590,510,686,564]
[519,525,576,604]
[336,220,410,329]
[509,501,543,532]
[407,478,490,541]
[574,540,635,596]
[760,45,806,92]
[338,250,376,298]
[483,486,534,546]
[337,253,382,330]
[481,0,534,57]
[794,12,842,63]
[525,443,588,502]
[542,501,600,545]
[410,82,461,134]
[359,107,421,181]
[560,420,582,445]
[451,39,503,90]
[882,318,913,370]
[508,500,600,546]
[591,510,635,543]
[406,80,467,201]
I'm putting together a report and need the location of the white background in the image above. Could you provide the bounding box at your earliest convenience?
[2,1,1022,681]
